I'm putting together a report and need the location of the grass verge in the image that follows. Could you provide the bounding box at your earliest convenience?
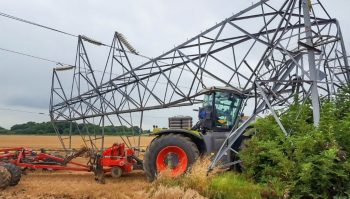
[151,158,273,199]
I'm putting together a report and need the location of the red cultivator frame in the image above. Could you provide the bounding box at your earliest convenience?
[0,147,89,172]
[0,143,139,183]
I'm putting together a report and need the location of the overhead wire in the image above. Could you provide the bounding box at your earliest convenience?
[0,10,219,90]
[0,46,193,90]
[0,11,138,56]
[0,47,63,64]
[0,10,217,80]
[0,11,170,62]
[0,12,76,37]
[0,105,197,120]
[0,107,48,115]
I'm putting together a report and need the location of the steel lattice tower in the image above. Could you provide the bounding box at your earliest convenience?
[50,0,349,170]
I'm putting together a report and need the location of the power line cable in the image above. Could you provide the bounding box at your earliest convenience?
[0,11,192,64]
[0,12,77,37]
[0,107,48,115]
[0,47,63,64]
[0,107,189,119]
[0,46,191,89]
[0,11,217,81]
[0,11,136,55]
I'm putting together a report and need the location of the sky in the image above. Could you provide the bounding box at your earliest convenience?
[0,0,349,129]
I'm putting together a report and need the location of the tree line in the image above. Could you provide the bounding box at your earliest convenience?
[0,121,148,135]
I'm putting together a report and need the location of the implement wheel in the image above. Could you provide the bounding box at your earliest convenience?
[111,166,122,178]
[143,134,199,182]
[3,163,22,186]
[0,166,11,190]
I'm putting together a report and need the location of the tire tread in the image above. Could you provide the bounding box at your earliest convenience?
[3,163,22,186]
[0,166,11,190]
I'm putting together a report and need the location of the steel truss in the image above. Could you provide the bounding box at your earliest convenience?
[50,0,349,170]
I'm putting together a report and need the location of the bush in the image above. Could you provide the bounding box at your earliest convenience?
[0,126,10,134]
[240,85,350,198]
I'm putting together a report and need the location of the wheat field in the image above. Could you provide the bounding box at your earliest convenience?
[0,135,155,199]
[0,135,154,149]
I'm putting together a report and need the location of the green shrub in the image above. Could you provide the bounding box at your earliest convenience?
[240,85,350,198]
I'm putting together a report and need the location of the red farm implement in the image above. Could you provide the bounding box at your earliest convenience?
[0,143,139,184]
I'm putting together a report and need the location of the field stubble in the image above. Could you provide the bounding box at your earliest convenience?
[0,135,153,199]
[0,135,207,199]
[0,135,153,149]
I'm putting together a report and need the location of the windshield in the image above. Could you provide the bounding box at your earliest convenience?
[203,93,214,107]
[214,92,242,130]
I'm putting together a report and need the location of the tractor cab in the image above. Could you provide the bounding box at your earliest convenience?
[196,87,245,133]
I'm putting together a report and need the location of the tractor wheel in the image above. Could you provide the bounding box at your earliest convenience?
[143,133,199,182]
[111,166,123,178]
[0,166,11,190]
[3,163,22,186]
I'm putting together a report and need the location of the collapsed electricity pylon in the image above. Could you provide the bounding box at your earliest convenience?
[50,0,349,170]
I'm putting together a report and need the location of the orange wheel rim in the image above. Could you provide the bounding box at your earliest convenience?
[156,146,188,177]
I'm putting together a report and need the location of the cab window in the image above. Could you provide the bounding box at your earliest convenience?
[214,92,241,130]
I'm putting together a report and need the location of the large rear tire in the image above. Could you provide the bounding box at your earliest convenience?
[3,163,22,186]
[0,166,11,190]
[143,133,199,182]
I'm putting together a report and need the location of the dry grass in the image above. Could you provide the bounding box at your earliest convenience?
[154,157,220,198]
[154,158,267,199]
[149,185,207,199]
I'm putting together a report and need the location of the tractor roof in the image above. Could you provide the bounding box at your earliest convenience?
[198,86,247,97]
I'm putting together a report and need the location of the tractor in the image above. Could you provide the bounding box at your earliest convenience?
[143,87,248,181]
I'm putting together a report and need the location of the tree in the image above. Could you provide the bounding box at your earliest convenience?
[0,126,9,134]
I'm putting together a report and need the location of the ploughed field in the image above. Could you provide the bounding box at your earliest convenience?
[0,135,154,199]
